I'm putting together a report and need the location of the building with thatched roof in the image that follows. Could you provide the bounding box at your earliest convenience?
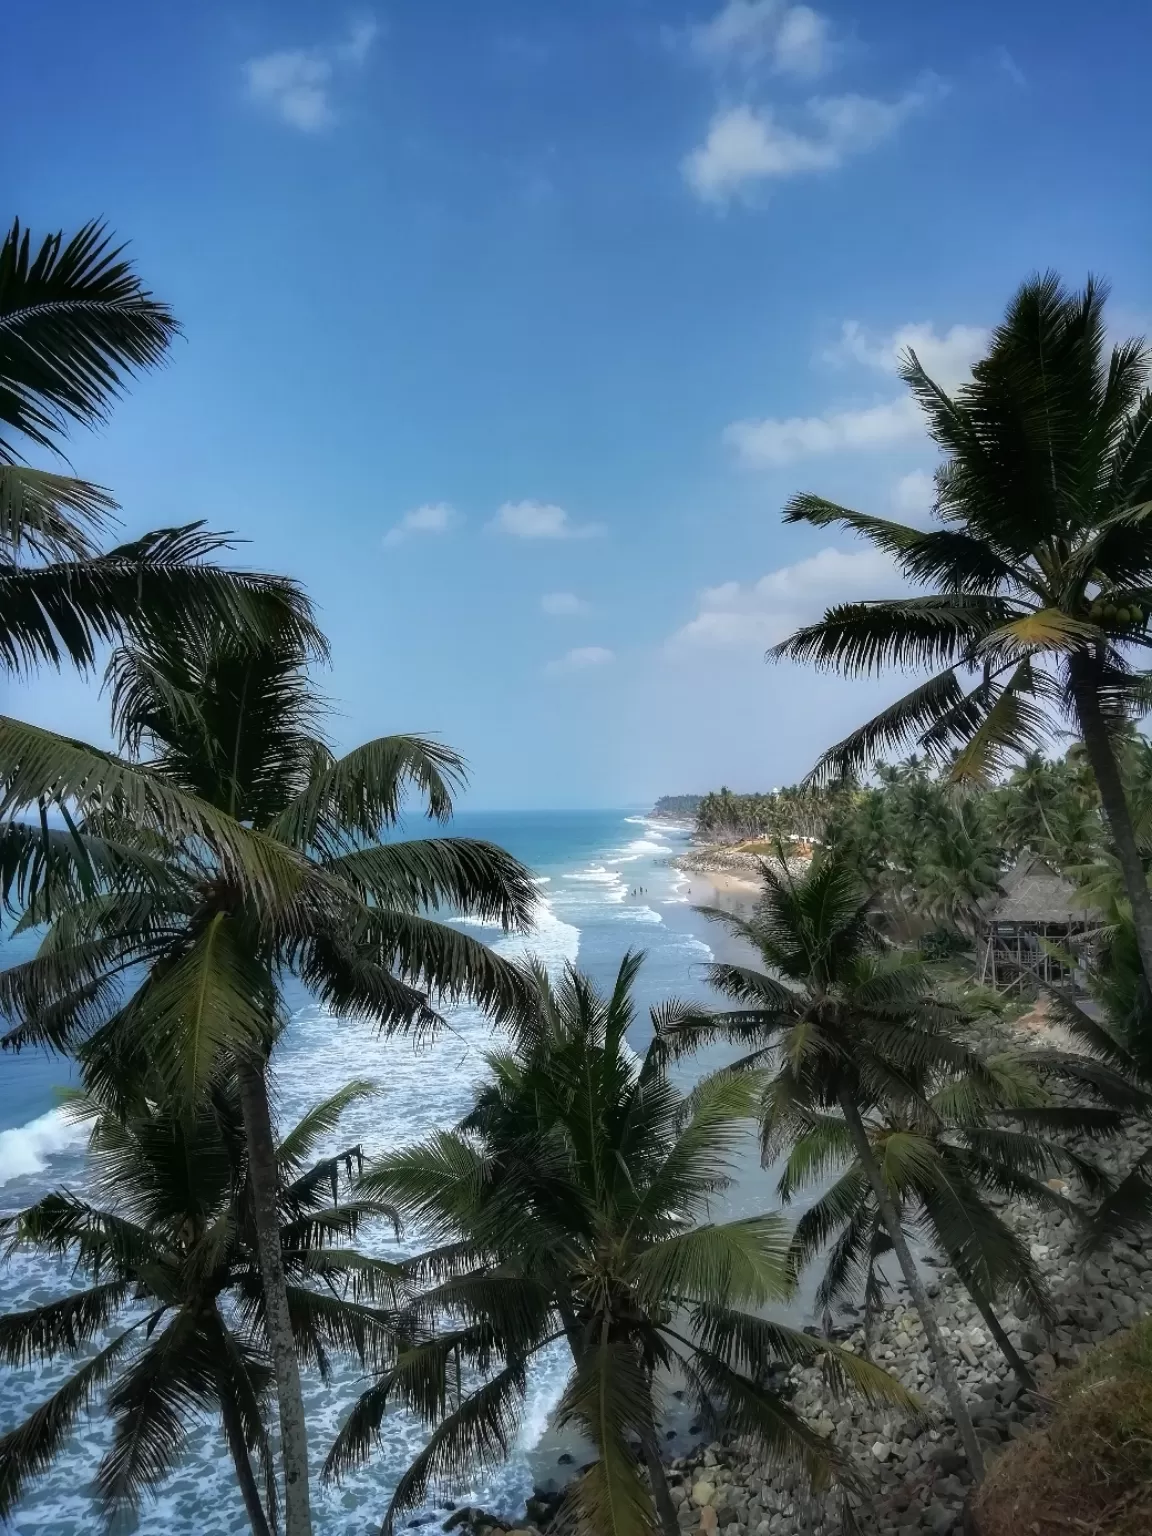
[979,854,1102,989]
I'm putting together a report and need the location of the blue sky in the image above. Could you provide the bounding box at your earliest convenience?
[6,0,1152,808]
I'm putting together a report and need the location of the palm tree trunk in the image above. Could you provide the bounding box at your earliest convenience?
[961,1279,1034,1388]
[1069,658,1152,987]
[641,1433,681,1536]
[220,1391,274,1536]
[238,1056,314,1536]
[838,1092,985,1480]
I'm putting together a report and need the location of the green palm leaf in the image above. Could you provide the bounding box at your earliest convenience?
[0,217,177,458]
[631,1216,792,1308]
[379,1360,528,1533]
[554,1339,654,1536]
[0,463,114,557]
[128,914,270,1100]
[0,716,311,905]
[0,1325,142,1517]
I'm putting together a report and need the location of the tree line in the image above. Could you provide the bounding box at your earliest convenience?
[3,223,1152,1536]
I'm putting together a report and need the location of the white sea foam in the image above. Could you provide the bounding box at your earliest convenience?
[0,1108,86,1185]
[619,905,664,926]
[615,837,671,862]
[564,863,623,885]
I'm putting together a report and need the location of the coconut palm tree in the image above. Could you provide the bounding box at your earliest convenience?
[0,623,538,1536]
[781,1052,1120,1385]
[772,275,1152,985]
[326,953,910,1536]
[0,1074,400,1534]
[0,216,319,671]
[664,858,1007,1477]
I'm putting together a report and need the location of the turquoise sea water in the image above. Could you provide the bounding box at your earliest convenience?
[0,810,776,1536]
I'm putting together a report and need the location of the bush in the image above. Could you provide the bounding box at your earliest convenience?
[973,1319,1152,1535]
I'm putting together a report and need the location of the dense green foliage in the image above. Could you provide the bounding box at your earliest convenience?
[772,274,1152,987]
[328,955,909,1536]
[695,737,1152,947]
[651,794,702,817]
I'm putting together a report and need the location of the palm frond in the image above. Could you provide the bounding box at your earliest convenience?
[0,1281,131,1365]
[379,1360,528,1533]
[0,716,312,907]
[269,734,471,851]
[0,217,177,458]
[0,463,114,557]
[771,596,1012,676]
[276,1080,377,1170]
[323,838,537,928]
[128,913,270,1101]
[631,1216,792,1309]
[0,1325,140,1517]
[555,1339,654,1536]
[96,1307,221,1516]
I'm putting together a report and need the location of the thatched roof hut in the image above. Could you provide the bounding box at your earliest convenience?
[979,855,1102,989]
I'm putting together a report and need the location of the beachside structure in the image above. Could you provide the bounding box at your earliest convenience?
[979,854,1102,990]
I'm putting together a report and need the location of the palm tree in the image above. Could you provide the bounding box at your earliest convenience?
[781,1053,1119,1385]
[1,217,319,671]
[326,953,910,1536]
[0,1074,400,1534]
[913,798,1002,939]
[772,275,1152,985]
[0,624,538,1536]
[666,858,1006,1477]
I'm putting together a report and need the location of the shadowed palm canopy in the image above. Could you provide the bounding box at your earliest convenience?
[771,274,1152,785]
[782,1051,1120,1335]
[0,623,539,1105]
[667,856,1136,1325]
[0,218,320,671]
[0,1074,401,1524]
[327,953,910,1536]
[660,858,1000,1134]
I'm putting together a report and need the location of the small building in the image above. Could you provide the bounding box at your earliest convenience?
[979,854,1101,990]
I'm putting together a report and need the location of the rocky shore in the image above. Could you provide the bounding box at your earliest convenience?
[444,1138,1152,1536]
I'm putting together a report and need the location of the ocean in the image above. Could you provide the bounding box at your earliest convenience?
[0,810,781,1536]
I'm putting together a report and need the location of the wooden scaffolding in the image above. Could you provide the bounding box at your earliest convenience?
[979,855,1100,991]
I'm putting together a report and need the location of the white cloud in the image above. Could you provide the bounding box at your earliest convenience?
[689,2,831,78]
[825,319,989,392]
[544,646,615,675]
[382,501,456,548]
[489,501,604,540]
[893,469,936,516]
[724,394,921,466]
[774,7,831,77]
[541,592,590,616]
[669,546,899,651]
[725,315,989,468]
[995,46,1027,88]
[684,81,935,202]
[246,16,377,131]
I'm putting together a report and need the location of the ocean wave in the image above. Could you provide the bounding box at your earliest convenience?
[618,905,664,926]
[614,838,671,862]
[493,895,581,970]
[0,1108,86,1186]
[563,864,623,885]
